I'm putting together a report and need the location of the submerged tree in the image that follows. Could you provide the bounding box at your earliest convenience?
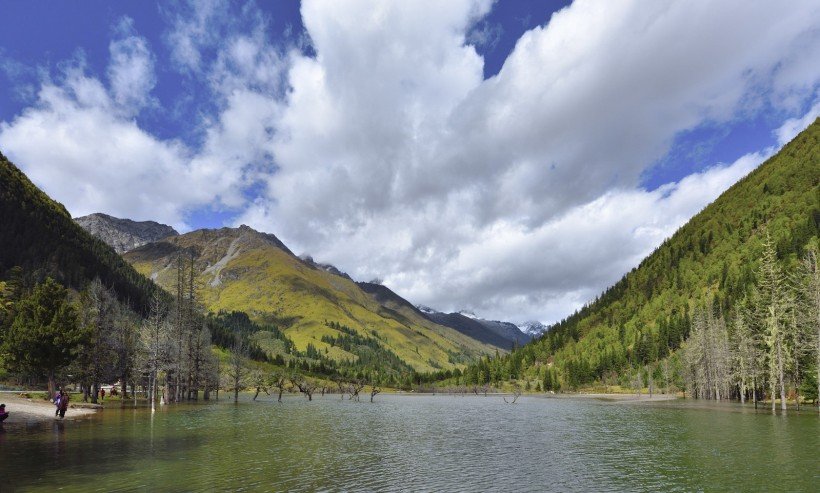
[272,372,289,403]
[291,374,317,401]
[141,289,170,412]
[227,336,249,403]
[754,235,790,411]
[683,305,731,400]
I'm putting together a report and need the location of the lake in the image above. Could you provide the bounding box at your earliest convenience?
[1,394,818,492]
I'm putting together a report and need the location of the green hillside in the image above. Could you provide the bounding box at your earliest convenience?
[124,226,497,373]
[461,119,819,389]
[0,152,160,312]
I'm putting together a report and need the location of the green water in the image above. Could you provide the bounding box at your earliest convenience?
[1,395,817,492]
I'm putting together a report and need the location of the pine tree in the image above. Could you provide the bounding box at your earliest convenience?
[1,278,86,397]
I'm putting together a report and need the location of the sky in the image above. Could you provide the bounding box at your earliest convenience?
[1,0,818,325]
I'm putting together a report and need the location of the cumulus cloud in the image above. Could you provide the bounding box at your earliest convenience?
[235,0,820,322]
[0,15,273,228]
[107,17,156,114]
[2,1,819,325]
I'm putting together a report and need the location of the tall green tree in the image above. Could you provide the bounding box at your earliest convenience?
[1,277,87,397]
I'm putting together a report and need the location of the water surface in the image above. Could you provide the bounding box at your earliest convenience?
[1,395,817,492]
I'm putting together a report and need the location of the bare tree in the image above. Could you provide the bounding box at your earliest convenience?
[503,384,521,404]
[227,336,249,403]
[291,375,317,401]
[334,377,347,400]
[272,372,288,402]
[141,290,170,412]
[632,368,643,398]
[370,385,381,402]
[755,235,790,411]
[348,380,365,401]
[662,359,671,395]
[683,305,731,401]
[800,248,820,411]
[731,310,762,406]
[250,370,270,401]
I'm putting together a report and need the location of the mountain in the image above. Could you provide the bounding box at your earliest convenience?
[518,321,548,338]
[300,255,353,280]
[473,318,531,347]
[124,225,497,372]
[469,119,820,388]
[417,307,531,349]
[0,152,160,313]
[422,311,514,349]
[75,213,178,254]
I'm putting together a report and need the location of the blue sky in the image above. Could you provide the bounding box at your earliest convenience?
[1,1,818,323]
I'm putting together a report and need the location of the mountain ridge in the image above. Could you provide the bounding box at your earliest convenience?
[75,212,179,254]
[124,224,498,371]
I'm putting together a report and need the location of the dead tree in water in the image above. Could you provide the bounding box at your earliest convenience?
[370,386,381,402]
[251,370,270,401]
[272,373,288,402]
[503,385,521,404]
[348,380,366,401]
[227,337,248,403]
[334,377,347,399]
[291,376,317,401]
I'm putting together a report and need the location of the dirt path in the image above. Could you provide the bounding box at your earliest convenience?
[0,393,99,424]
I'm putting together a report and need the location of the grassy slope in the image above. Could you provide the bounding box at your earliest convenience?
[126,227,496,372]
[514,119,820,385]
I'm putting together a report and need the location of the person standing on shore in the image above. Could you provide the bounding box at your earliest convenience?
[0,403,8,422]
[54,391,62,417]
[58,391,69,419]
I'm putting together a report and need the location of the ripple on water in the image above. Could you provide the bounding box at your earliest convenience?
[1,395,818,492]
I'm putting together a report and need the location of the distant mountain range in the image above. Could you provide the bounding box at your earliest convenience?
[121,224,498,371]
[75,209,538,354]
[75,213,178,253]
[418,306,532,349]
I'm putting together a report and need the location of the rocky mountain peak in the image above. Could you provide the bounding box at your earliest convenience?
[74,213,179,254]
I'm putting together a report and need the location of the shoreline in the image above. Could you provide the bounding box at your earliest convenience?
[556,392,679,403]
[0,394,100,424]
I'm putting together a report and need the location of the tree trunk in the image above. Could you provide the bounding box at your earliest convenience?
[778,343,787,412]
[47,371,56,400]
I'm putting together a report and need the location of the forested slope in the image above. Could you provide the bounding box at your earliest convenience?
[462,119,819,389]
[0,152,160,313]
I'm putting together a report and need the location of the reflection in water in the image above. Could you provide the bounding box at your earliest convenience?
[1,395,818,492]
[52,420,66,461]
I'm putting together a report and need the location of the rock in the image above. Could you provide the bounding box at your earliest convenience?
[75,213,178,253]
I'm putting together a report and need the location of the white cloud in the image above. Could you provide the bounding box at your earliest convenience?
[2,1,819,326]
[776,97,820,146]
[0,17,261,229]
[238,0,820,323]
[107,17,156,115]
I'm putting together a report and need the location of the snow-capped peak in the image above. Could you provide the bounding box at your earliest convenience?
[518,321,548,337]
